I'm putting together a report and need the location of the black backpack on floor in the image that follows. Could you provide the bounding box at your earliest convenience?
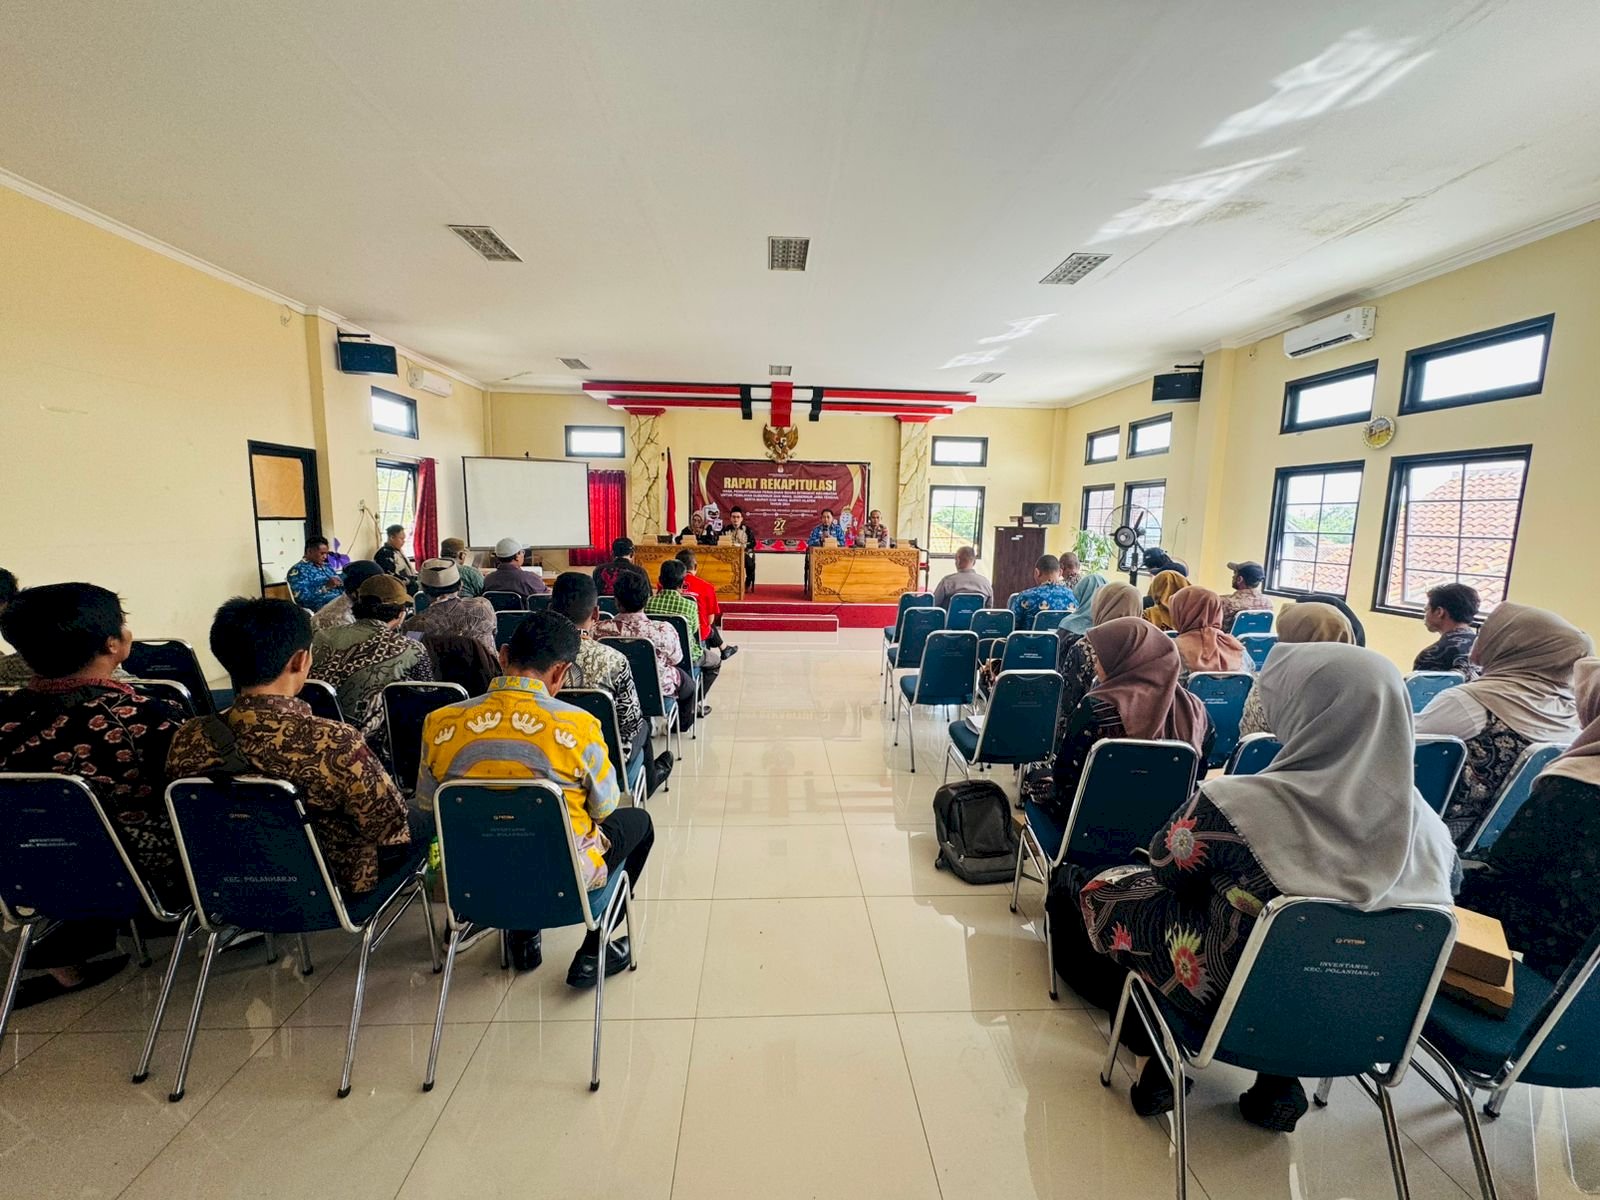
[932,779,1020,885]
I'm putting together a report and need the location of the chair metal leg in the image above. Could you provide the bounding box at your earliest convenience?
[500,929,510,970]
[1374,1076,1415,1200]
[297,933,314,976]
[423,926,462,1092]
[132,910,194,1084]
[1417,1042,1500,1200]
[0,921,38,1045]
[892,691,902,745]
[129,919,152,968]
[1045,904,1057,1001]
[1172,1059,1190,1200]
[1101,974,1134,1087]
[264,932,279,964]
[169,928,222,1102]
[417,880,442,973]
[908,702,918,772]
[1314,1076,1335,1106]
[337,923,378,1098]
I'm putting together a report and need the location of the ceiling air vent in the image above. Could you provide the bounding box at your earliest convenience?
[1040,252,1110,285]
[558,357,589,370]
[970,371,1005,384]
[768,236,810,271]
[448,225,523,262]
[769,364,792,376]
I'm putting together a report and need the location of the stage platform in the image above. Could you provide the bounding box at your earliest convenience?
[721,584,901,633]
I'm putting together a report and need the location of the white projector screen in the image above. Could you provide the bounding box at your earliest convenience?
[463,456,592,549]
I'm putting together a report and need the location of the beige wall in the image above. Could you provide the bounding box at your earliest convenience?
[0,187,487,682]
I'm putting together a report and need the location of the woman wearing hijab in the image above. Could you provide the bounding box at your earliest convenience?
[1142,569,1190,631]
[1056,572,1107,643]
[1416,602,1591,846]
[1169,586,1252,684]
[1236,601,1354,737]
[1045,617,1211,819]
[1066,644,1458,1130]
[1456,656,1600,980]
[1056,582,1150,736]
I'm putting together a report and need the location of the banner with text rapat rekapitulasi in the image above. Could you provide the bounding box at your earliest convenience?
[689,459,869,541]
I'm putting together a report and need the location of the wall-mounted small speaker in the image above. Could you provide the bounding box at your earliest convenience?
[1152,370,1202,403]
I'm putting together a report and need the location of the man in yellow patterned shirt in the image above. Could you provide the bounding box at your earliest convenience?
[417,610,653,988]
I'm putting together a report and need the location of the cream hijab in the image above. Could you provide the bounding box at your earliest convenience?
[1276,602,1355,644]
[1204,643,1457,910]
[1539,656,1600,788]
[1092,581,1143,624]
[1453,603,1591,741]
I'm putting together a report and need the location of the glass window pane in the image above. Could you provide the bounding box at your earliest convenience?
[1270,466,1364,597]
[567,427,624,456]
[933,438,986,465]
[1132,419,1172,453]
[1311,562,1350,593]
[1284,474,1325,505]
[1283,503,1325,531]
[928,487,983,555]
[1088,431,1118,461]
[1320,471,1363,504]
[1405,500,1462,538]
[1462,459,1527,500]
[371,391,416,436]
[1278,560,1315,591]
[1293,373,1374,424]
[1407,463,1463,501]
[1384,452,1528,612]
[1418,332,1546,403]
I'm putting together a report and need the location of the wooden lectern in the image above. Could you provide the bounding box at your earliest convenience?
[992,521,1046,605]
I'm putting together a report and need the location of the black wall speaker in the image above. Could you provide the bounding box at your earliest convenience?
[1152,370,1202,403]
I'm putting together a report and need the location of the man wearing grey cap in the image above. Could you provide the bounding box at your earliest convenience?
[403,559,497,655]
[480,537,549,598]
[1219,560,1273,629]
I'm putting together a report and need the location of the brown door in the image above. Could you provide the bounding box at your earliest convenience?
[248,442,322,600]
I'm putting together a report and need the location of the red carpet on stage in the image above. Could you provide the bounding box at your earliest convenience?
[723,584,900,632]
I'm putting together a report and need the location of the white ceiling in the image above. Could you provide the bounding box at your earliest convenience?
[4,1,1600,406]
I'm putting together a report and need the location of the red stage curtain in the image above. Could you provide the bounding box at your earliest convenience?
[414,457,439,561]
[570,469,627,565]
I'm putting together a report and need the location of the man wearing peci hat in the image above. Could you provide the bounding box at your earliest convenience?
[1219,560,1273,629]
[403,558,497,655]
[480,537,548,598]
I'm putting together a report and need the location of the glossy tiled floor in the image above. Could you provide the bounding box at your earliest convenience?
[3,629,1596,1199]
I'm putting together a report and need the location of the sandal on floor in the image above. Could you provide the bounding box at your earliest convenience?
[11,954,129,1011]
[1238,1075,1309,1132]
[1129,1059,1194,1117]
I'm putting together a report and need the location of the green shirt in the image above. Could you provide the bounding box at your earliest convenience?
[457,564,486,597]
[644,590,704,664]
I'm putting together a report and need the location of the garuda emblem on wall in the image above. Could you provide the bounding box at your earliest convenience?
[762,424,799,463]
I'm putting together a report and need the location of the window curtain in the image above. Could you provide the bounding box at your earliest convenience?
[570,470,627,566]
[414,457,439,561]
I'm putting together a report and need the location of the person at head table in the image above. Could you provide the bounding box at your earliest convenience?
[860,509,891,546]
[480,537,549,597]
[676,511,720,546]
[807,508,848,548]
[374,524,419,593]
[932,546,993,608]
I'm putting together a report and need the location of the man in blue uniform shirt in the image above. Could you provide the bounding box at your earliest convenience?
[287,536,343,611]
[1008,554,1077,626]
[807,508,848,548]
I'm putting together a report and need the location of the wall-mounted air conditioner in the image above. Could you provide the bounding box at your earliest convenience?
[1283,306,1377,359]
[407,365,453,397]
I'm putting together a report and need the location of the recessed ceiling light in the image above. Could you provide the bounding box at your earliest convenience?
[769,364,792,376]
[558,357,589,370]
[1040,252,1110,284]
[447,225,523,262]
[970,372,1005,384]
[768,237,810,271]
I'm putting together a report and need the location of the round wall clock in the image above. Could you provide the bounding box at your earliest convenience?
[1362,416,1396,449]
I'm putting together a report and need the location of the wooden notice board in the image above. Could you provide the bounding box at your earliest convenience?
[632,543,746,600]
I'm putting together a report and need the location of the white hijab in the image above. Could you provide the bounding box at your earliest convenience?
[1203,643,1457,911]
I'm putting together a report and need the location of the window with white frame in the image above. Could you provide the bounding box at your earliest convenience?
[927,486,985,556]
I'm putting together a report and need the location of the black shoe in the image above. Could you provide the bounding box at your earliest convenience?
[697,704,712,718]
[653,752,674,779]
[721,645,739,659]
[507,930,543,972]
[565,938,633,990]
[12,954,129,1011]
[1238,1075,1309,1132]
[1129,1059,1194,1117]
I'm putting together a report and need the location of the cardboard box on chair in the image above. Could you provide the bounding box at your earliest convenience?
[1440,907,1515,1018]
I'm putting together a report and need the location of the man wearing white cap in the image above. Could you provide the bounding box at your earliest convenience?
[480,537,548,598]
[403,559,497,655]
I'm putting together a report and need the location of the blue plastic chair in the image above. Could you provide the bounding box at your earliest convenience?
[1412,735,1468,816]
[883,607,946,704]
[655,612,706,737]
[969,608,1015,641]
[882,592,936,644]
[413,592,431,614]
[483,590,526,613]
[945,593,985,631]
[999,631,1059,673]
[1405,670,1466,714]
[1229,609,1273,636]
[597,596,619,617]
[495,609,529,647]
[1184,672,1254,770]
[526,593,552,612]
[126,639,216,715]
[1108,897,1457,1200]
[1464,741,1568,853]
[1031,607,1070,631]
[894,631,978,772]
[1238,633,1277,669]
[1014,738,1199,1000]
[298,679,345,723]
[0,773,196,1085]
[563,687,645,805]
[127,676,197,718]
[601,635,684,772]
[1225,732,1282,774]
[944,669,1062,782]
[382,681,470,793]
[425,780,635,1092]
[164,777,439,1100]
